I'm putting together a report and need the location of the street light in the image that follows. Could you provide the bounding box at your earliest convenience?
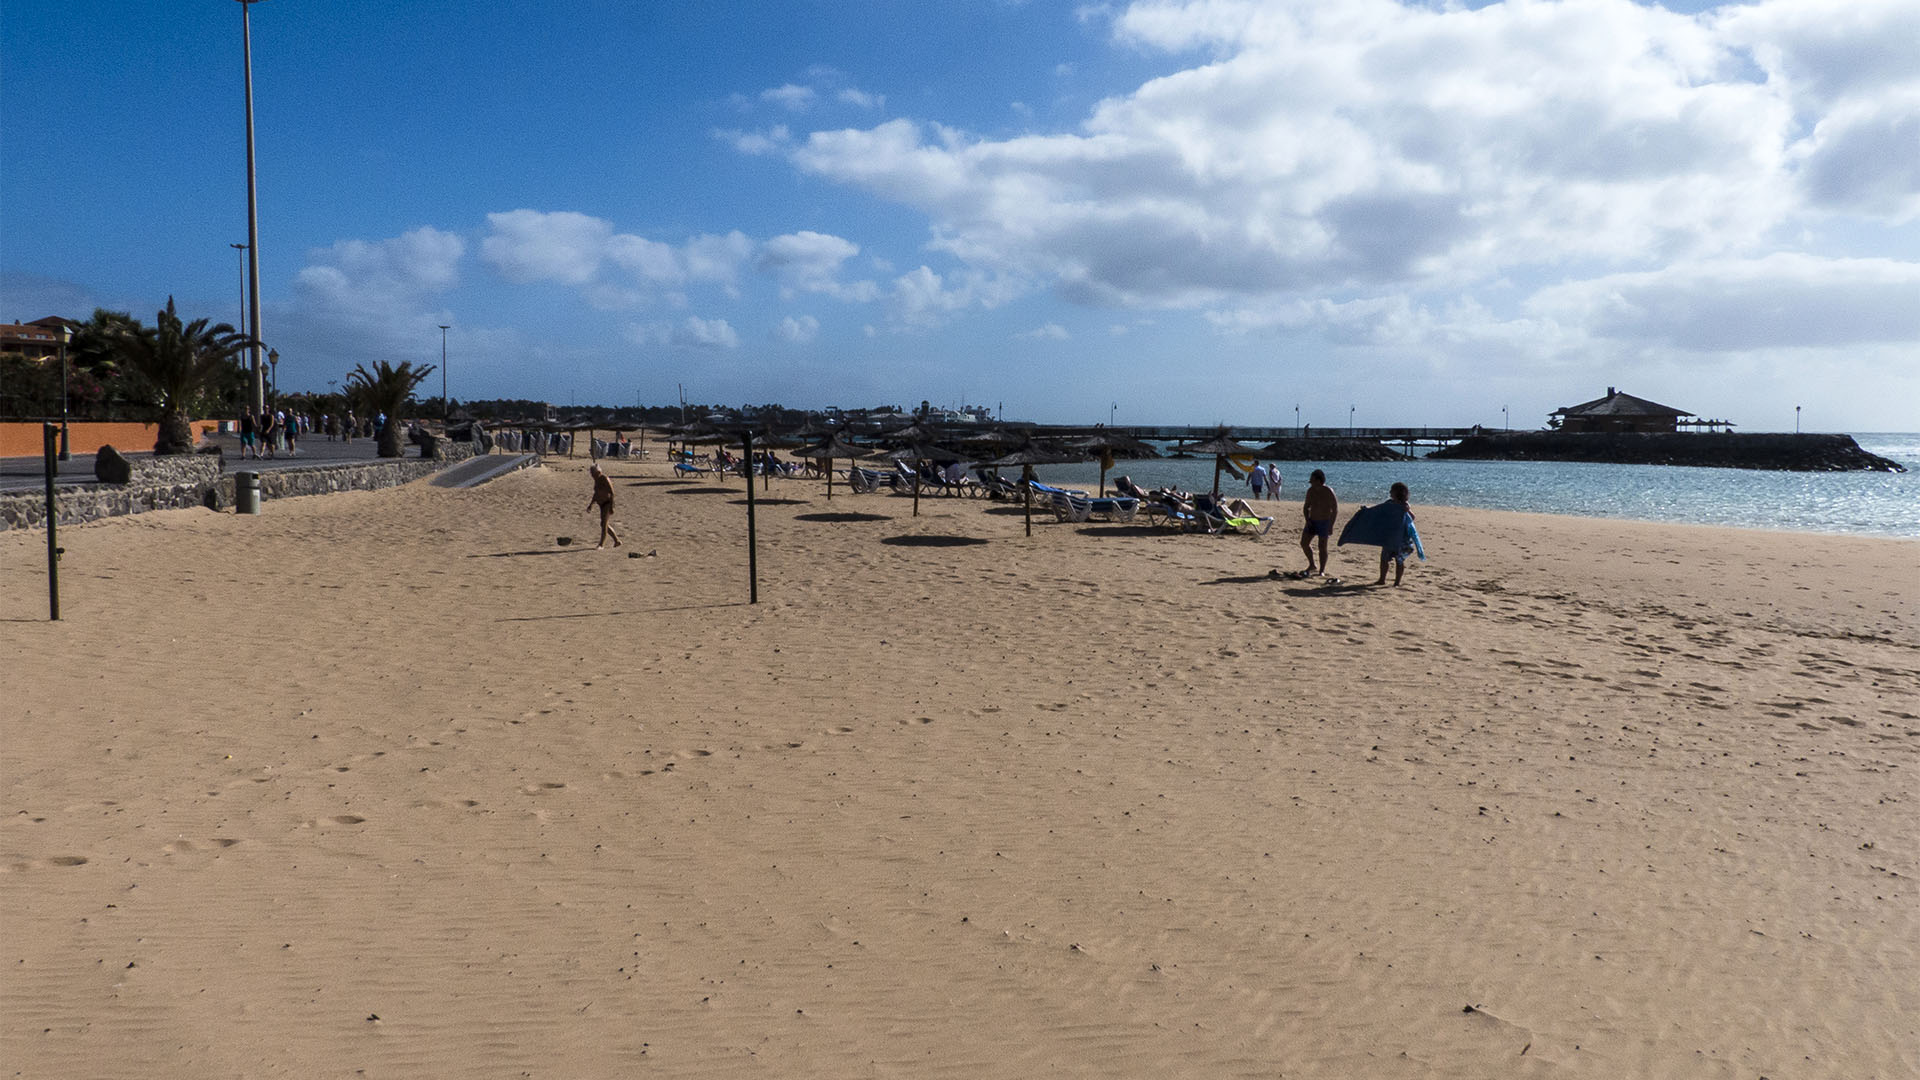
[1502,405,1509,431]
[1349,404,1355,431]
[1294,404,1300,436]
[239,0,267,414]
[268,348,278,402]
[230,243,248,337]
[439,324,451,422]
[57,324,72,460]
[1795,405,1801,434]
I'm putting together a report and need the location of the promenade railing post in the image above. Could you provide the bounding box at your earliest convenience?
[43,423,60,621]
[743,431,759,604]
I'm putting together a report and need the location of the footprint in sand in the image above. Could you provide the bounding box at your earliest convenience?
[519,782,567,794]
[332,815,367,825]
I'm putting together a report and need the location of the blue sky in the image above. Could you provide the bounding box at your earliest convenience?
[4,0,1916,430]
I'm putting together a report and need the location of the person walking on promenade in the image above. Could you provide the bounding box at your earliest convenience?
[587,463,621,549]
[239,410,258,459]
[284,410,299,456]
[260,409,279,460]
[1300,469,1337,575]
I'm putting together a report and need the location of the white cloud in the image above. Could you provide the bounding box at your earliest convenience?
[889,265,1023,328]
[777,0,1916,314]
[1018,322,1070,340]
[297,226,465,311]
[762,84,816,111]
[627,316,741,350]
[1526,254,1920,351]
[837,88,885,109]
[757,231,880,300]
[776,314,821,343]
[481,210,751,307]
[716,125,791,155]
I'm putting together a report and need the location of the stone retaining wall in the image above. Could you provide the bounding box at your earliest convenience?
[0,437,485,531]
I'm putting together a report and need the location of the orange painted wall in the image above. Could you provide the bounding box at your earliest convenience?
[0,420,221,458]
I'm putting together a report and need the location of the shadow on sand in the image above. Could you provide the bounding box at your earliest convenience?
[796,512,892,523]
[881,534,990,547]
[666,486,736,496]
[496,602,750,622]
[472,547,593,559]
[728,497,809,506]
[1075,524,1164,537]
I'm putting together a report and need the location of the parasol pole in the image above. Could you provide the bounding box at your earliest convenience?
[743,430,759,604]
[1022,464,1034,537]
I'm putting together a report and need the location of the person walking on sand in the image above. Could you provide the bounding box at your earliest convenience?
[1376,481,1416,587]
[1300,469,1337,575]
[1266,463,1282,501]
[587,463,621,549]
[1248,461,1265,500]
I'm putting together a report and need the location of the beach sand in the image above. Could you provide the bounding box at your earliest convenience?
[4,459,1915,1078]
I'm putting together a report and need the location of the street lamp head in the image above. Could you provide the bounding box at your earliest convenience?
[268,348,278,365]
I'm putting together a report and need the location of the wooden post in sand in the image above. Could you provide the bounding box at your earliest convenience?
[743,431,759,604]
[43,423,60,620]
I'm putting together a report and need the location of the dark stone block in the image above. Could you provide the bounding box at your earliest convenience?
[95,445,134,484]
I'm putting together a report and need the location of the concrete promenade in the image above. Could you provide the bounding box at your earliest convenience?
[0,434,433,493]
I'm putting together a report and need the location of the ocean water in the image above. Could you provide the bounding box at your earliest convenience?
[1026,433,1920,539]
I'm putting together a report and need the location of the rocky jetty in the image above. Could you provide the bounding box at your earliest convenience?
[1429,432,1904,472]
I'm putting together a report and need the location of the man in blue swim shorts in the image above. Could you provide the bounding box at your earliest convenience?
[1299,469,1338,575]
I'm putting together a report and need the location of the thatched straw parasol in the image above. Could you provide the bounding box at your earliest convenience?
[789,433,875,500]
[982,440,1089,537]
[1072,430,1160,497]
[1177,430,1259,496]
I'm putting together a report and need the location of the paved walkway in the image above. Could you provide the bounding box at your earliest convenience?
[0,435,431,493]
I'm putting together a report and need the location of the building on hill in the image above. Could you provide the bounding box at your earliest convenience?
[1549,387,1723,433]
[1,316,79,360]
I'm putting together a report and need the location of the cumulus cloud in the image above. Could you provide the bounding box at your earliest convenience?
[1018,322,1070,340]
[1526,254,1920,351]
[627,316,741,350]
[481,210,750,308]
[775,0,1916,320]
[776,314,821,343]
[762,84,816,111]
[757,231,880,301]
[296,226,465,313]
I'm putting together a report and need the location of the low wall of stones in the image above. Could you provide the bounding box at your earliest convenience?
[0,438,485,531]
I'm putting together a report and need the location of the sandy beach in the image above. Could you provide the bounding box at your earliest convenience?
[4,458,1915,1079]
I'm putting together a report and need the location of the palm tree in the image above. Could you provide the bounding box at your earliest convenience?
[345,359,434,458]
[107,298,253,454]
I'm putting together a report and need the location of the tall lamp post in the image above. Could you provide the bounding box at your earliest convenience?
[230,243,248,335]
[1349,404,1355,432]
[239,0,267,415]
[1294,404,1300,436]
[1795,406,1801,434]
[439,324,451,422]
[268,348,278,403]
[1502,405,1509,431]
[57,325,72,460]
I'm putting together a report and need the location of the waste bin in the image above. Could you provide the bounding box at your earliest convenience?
[235,471,260,514]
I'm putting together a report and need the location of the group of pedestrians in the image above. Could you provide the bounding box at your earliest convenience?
[237,407,299,460]
[1244,461,1285,501]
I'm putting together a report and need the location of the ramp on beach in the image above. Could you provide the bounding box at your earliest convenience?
[429,453,538,488]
